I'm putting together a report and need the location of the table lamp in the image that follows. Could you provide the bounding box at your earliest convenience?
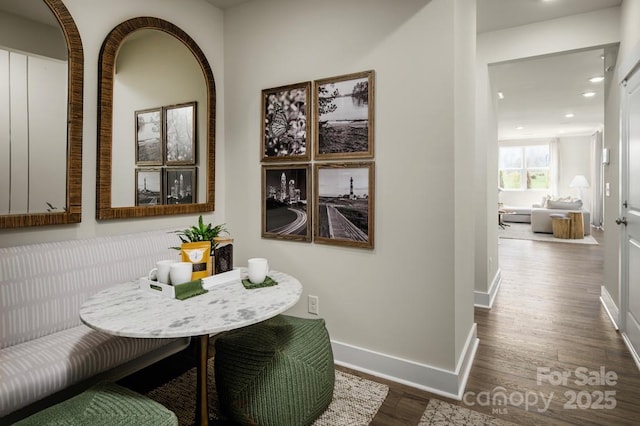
[569,175,590,200]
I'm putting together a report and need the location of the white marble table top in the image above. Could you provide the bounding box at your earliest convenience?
[80,269,302,339]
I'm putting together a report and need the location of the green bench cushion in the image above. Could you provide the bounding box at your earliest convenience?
[215,315,334,426]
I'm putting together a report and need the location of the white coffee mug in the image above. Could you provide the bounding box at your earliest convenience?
[148,259,179,284]
[169,262,193,285]
[248,258,269,284]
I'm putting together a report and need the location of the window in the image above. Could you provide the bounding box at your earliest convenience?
[499,145,550,190]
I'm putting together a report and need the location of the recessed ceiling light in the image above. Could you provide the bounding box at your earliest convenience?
[565,113,575,118]
[497,92,504,99]
[589,76,604,83]
[516,126,524,130]
[582,91,596,98]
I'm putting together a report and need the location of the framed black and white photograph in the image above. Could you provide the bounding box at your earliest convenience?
[314,162,374,248]
[315,70,375,160]
[262,165,311,242]
[165,101,196,165]
[261,82,311,162]
[135,168,162,206]
[164,167,196,205]
[135,108,162,165]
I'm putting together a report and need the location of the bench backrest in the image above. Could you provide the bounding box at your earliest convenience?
[0,230,181,349]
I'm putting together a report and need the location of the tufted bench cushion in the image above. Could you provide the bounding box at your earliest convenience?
[215,315,334,426]
[14,382,178,426]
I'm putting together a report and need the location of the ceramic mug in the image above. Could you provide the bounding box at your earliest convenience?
[148,259,179,284]
[170,262,193,285]
[248,258,269,284]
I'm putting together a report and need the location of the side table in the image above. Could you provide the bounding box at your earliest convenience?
[551,215,571,239]
[568,211,584,239]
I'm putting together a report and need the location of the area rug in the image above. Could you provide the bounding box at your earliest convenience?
[498,223,598,245]
[419,399,517,425]
[146,358,389,426]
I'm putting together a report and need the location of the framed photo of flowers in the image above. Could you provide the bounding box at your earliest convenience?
[262,164,312,242]
[314,162,374,248]
[165,101,196,165]
[261,82,311,162]
[314,70,374,160]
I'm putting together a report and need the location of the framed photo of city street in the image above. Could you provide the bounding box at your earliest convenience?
[262,165,312,242]
[261,82,311,162]
[315,70,374,160]
[164,167,196,205]
[135,168,162,206]
[314,162,374,248]
[135,108,162,165]
[165,101,196,165]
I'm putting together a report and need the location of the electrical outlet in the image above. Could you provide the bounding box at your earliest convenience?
[308,295,319,315]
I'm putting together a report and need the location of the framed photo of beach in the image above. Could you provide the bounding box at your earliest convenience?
[262,164,312,242]
[135,108,162,165]
[314,162,374,249]
[314,70,375,160]
[261,82,311,162]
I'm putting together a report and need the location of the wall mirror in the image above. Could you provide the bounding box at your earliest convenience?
[97,17,216,220]
[0,0,83,228]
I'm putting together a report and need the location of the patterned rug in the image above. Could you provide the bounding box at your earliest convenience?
[145,358,389,426]
[419,399,518,425]
[498,222,598,245]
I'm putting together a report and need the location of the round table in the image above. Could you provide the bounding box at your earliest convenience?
[80,269,302,426]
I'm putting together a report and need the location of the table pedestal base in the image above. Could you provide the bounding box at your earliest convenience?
[195,334,210,426]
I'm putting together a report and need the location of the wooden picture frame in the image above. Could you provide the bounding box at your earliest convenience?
[135,168,162,206]
[262,164,312,242]
[135,108,162,165]
[314,70,374,160]
[165,167,196,205]
[165,101,196,165]
[261,82,311,162]
[314,162,374,248]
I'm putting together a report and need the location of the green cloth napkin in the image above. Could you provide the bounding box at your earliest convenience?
[174,279,207,300]
[242,275,278,289]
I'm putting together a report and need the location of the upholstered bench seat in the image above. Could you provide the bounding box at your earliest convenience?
[215,315,334,426]
[0,325,180,418]
[14,382,178,426]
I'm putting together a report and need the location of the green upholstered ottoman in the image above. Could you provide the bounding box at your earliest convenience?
[214,315,334,426]
[14,382,178,426]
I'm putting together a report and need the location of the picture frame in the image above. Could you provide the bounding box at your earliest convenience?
[314,70,375,160]
[135,108,162,165]
[261,82,311,162]
[165,167,197,205]
[135,168,162,206]
[165,101,196,165]
[314,162,374,248]
[262,164,312,242]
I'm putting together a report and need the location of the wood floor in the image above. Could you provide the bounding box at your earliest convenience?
[122,229,640,425]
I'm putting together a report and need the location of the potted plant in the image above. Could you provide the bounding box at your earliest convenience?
[171,215,228,255]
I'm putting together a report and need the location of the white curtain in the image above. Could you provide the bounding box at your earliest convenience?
[590,131,604,227]
[549,138,560,197]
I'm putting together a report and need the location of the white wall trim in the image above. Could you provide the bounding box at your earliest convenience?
[332,323,479,400]
[621,331,640,371]
[600,285,620,330]
[474,268,501,309]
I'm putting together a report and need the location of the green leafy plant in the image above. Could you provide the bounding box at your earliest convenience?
[171,215,228,255]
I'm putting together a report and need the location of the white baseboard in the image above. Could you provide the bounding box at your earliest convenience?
[621,331,640,371]
[332,323,479,400]
[474,268,501,309]
[600,285,619,330]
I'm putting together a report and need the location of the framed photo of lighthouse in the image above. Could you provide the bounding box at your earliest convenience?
[135,168,162,206]
[164,167,196,205]
[262,164,312,242]
[314,162,374,249]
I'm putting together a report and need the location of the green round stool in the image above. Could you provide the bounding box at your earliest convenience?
[14,382,178,426]
[214,315,334,426]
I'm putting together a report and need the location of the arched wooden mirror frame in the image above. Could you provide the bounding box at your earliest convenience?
[0,0,83,228]
[96,17,216,220]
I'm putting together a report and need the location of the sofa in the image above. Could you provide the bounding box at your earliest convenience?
[0,230,190,423]
[531,199,591,235]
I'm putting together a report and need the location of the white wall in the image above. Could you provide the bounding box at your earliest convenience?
[557,135,592,206]
[224,0,476,395]
[0,0,225,246]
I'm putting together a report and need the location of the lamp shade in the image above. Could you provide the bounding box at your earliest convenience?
[569,175,590,189]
